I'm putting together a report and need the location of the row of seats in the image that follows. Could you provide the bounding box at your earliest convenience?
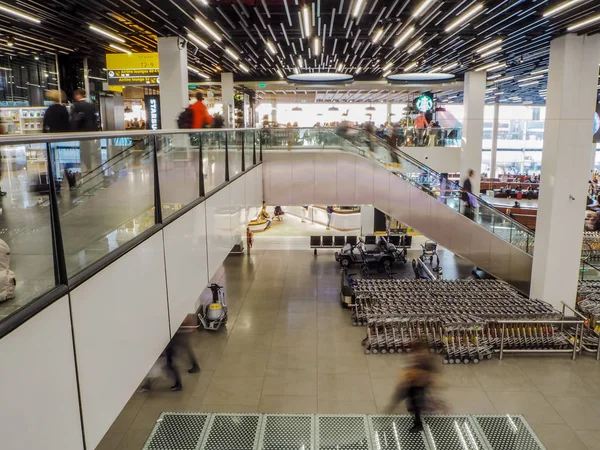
[309,235,413,248]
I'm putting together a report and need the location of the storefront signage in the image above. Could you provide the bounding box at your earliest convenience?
[594,102,600,143]
[415,94,433,112]
[144,95,161,130]
[106,52,159,86]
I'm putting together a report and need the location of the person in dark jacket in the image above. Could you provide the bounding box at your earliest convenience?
[462,169,475,220]
[43,90,70,133]
[70,89,97,131]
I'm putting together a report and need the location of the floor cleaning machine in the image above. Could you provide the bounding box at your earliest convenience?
[198,283,228,331]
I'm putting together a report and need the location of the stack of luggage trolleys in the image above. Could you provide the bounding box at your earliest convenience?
[582,232,600,261]
[574,280,600,357]
[349,278,566,364]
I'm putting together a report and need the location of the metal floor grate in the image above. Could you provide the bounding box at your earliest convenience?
[142,413,546,450]
[473,415,546,450]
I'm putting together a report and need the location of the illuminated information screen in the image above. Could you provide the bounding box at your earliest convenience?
[106,53,159,86]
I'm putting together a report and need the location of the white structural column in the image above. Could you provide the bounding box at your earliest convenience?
[531,33,600,309]
[222,72,235,128]
[386,102,392,122]
[490,101,500,178]
[460,71,487,194]
[158,37,188,129]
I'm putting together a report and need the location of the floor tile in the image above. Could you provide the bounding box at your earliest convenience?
[546,395,600,431]
[365,355,408,378]
[201,376,264,406]
[318,350,369,374]
[198,404,259,413]
[522,366,594,398]
[262,368,318,396]
[485,391,564,425]
[214,351,270,378]
[271,328,318,349]
[317,399,379,414]
[223,331,274,354]
[575,430,600,450]
[529,424,588,450]
[267,345,318,370]
[438,387,497,414]
[473,362,538,392]
[258,395,318,413]
[370,377,401,411]
[318,373,375,402]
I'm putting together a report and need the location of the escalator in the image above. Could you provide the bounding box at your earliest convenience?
[263,127,534,293]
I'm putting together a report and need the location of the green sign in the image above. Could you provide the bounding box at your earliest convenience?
[189,84,197,89]
[258,82,267,88]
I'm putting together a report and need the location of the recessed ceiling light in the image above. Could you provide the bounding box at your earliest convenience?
[543,0,585,18]
[372,29,384,43]
[34,56,39,60]
[567,13,600,31]
[407,40,423,54]
[89,25,125,43]
[476,39,503,53]
[442,62,459,71]
[519,80,540,87]
[404,61,418,72]
[6,41,13,47]
[352,0,364,17]
[187,33,208,49]
[225,48,239,60]
[445,3,484,32]
[475,61,505,72]
[493,76,514,83]
[195,17,222,41]
[519,74,544,82]
[0,5,40,24]
[109,44,131,54]
[480,46,502,58]
[413,0,435,18]
[393,27,415,48]
[303,7,311,37]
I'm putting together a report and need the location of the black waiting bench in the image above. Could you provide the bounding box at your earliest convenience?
[310,234,411,255]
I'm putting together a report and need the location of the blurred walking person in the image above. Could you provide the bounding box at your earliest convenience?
[43,90,69,133]
[462,169,476,220]
[70,89,97,131]
[190,92,213,129]
[386,340,437,433]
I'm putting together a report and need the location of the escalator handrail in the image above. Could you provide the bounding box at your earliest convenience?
[78,140,142,185]
[344,127,535,238]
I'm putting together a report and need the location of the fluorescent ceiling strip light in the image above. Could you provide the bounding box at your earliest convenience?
[485,88,496,93]
[487,73,502,80]
[430,66,442,73]
[109,44,131,54]
[494,75,514,82]
[337,63,344,71]
[476,39,503,53]
[266,41,276,54]
[393,27,414,48]
[353,0,364,17]
[519,80,539,87]
[314,37,320,55]
[567,14,600,31]
[383,62,393,71]
[303,7,311,37]
[294,67,300,74]
[475,61,504,71]
[413,0,435,18]
[298,57,303,67]
[543,0,584,17]
[239,63,249,72]
[90,25,125,43]
[445,3,484,32]
[188,66,200,74]
[407,40,422,54]
[519,74,544,82]
[277,69,284,78]
[356,66,362,74]
[88,76,106,81]
[0,5,40,24]
[195,17,222,41]
[187,33,208,49]
[442,62,459,71]
[383,70,391,77]
[225,48,239,60]
[531,68,548,75]
[404,61,418,71]
[480,46,502,57]
[0,66,12,71]
[372,28,383,43]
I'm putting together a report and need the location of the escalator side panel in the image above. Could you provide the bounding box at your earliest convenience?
[336,155,358,205]
[373,169,391,213]
[354,157,375,205]
[314,153,339,205]
[292,152,316,205]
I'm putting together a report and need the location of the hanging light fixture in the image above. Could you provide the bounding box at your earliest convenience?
[328,105,339,111]
[366,104,376,111]
[292,89,303,111]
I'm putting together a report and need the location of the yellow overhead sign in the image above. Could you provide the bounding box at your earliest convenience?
[106,52,158,70]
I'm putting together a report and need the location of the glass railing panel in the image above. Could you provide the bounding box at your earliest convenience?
[202,131,226,194]
[244,130,255,170]
[156,134,200,219]
[581,261,600,281]
[227,131,243,178]
[0,142,57,321]
[378,127,461,148]
[50,136,156,277]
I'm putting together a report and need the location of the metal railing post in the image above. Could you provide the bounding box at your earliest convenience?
[241,131,246,172]
[572,323,579,360]
[152,135,162,224]
[46,142,68,286]
[259,132,263,162]
[225,132,230,182]
[499,323,505,360]
[199,133,205,197]
[253,130,257,165]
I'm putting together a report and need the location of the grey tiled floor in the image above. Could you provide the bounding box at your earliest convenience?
[97,250,600,450]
